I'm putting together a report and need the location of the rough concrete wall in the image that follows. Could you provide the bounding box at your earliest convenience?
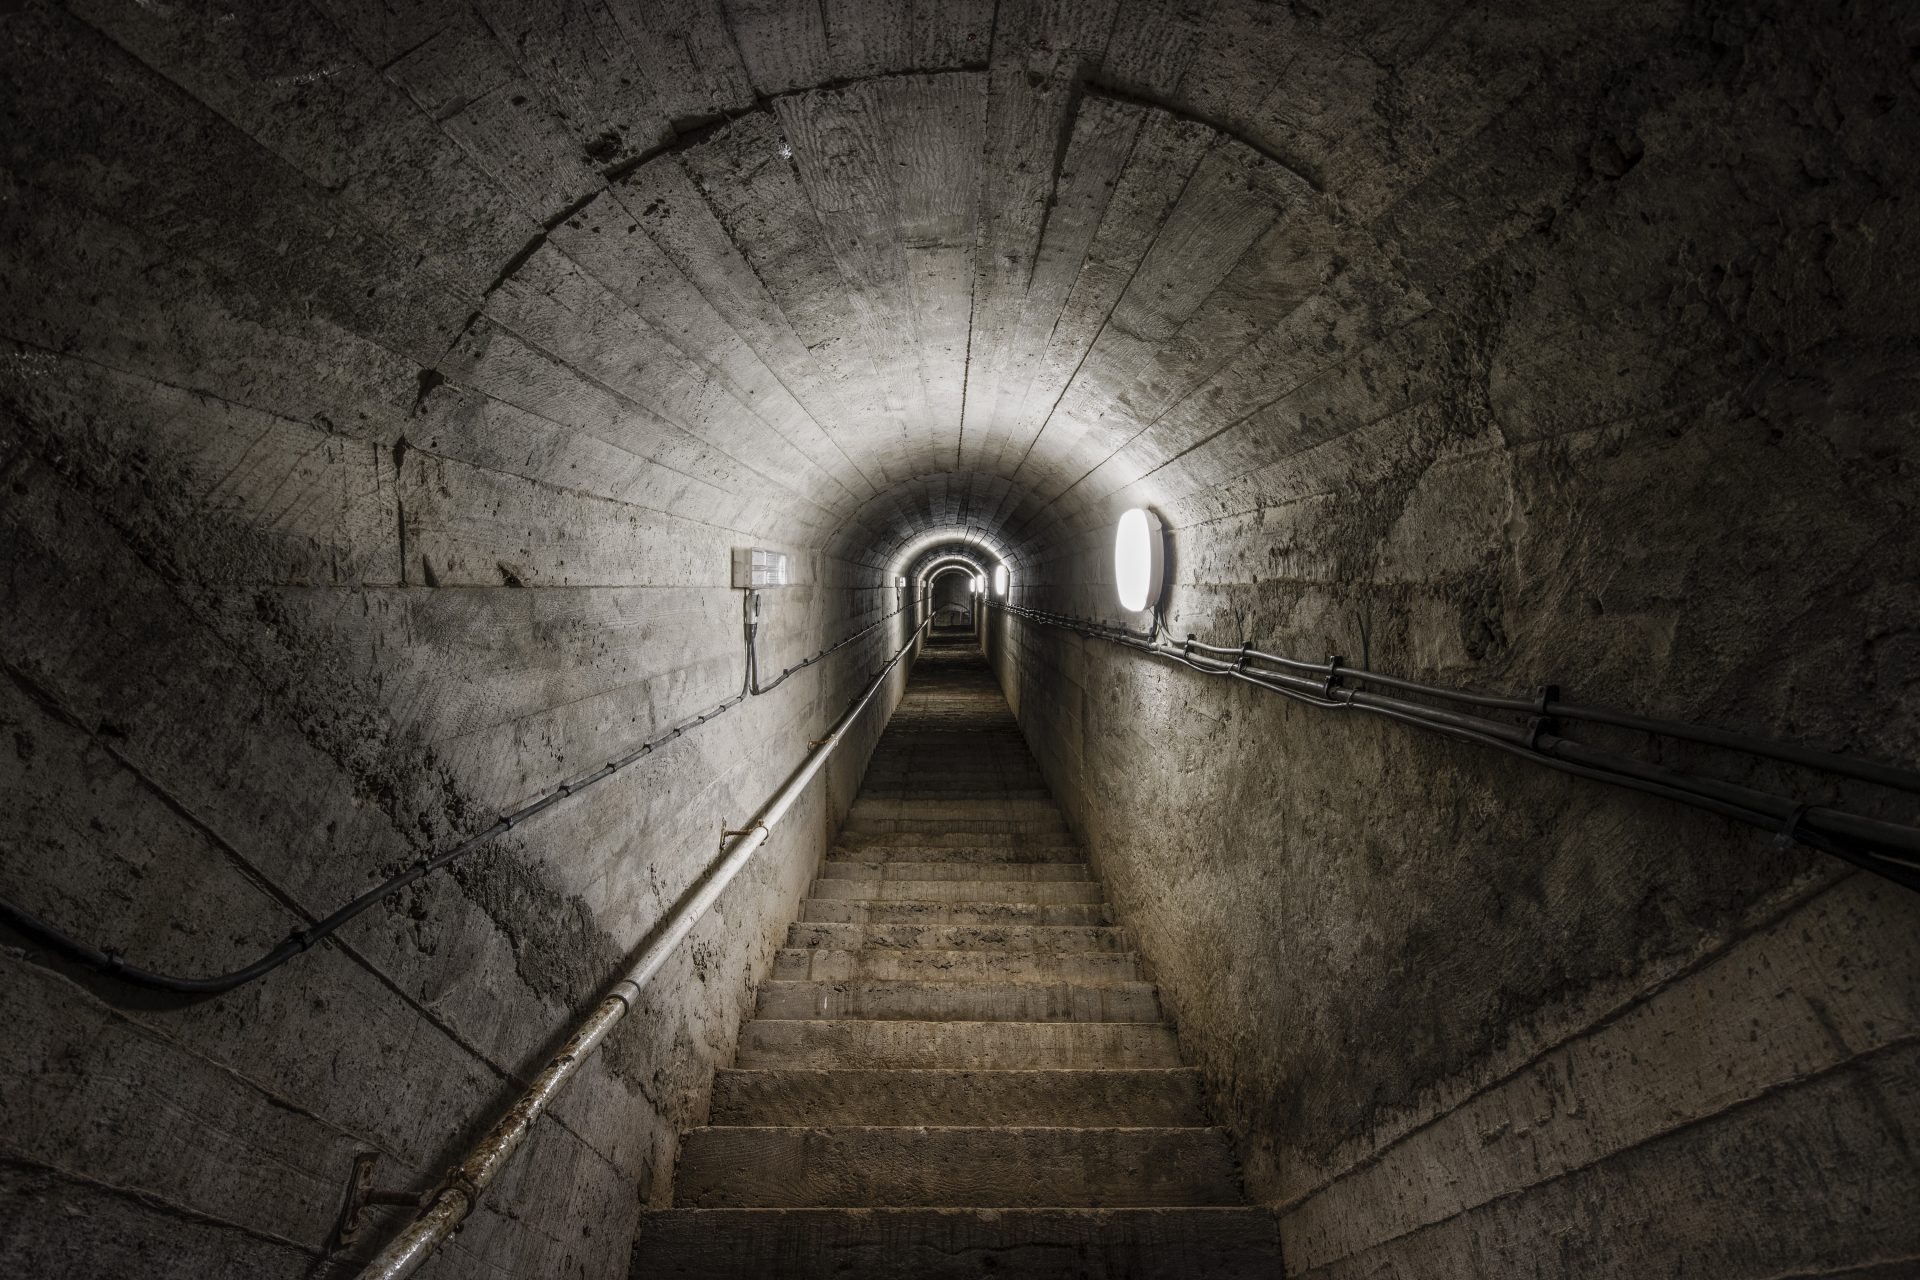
[931,572,976,620]
[987,2,1920,1274]
[4,0,1918,1275]
[0,290,905,1277]
[0,5,913,1276]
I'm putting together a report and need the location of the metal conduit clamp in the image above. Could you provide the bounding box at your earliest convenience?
[1776,803,1812,849]
[719,819,768,851]
[335,1154,432,1246]
[1323,654,1345,698]
[1524,684,1561,751]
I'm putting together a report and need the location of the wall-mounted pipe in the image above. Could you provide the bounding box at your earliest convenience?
[1172,635,1920,795]
[991,602,1920,892]
[748,596,912,695]
[0,598,913,996]
[358,616,929,1280]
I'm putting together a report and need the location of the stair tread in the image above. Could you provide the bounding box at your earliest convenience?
[641,648,1271,1277]
[632,1207,1280,1280]
[772,947,1143,984]
[786,922,1132,952]
[738,1019,1185,1070]
[675,1125,1242,1208]
[819,861,1091,879]
[756,978,1162,1023]
[800,902,1112,927]
[810,880,1104,902]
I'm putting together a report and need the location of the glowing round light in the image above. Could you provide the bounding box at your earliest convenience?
[992,564,1008,596]
[1114,508,1164,612]
[974,573,986,594]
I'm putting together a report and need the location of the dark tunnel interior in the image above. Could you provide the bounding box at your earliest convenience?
[1,1,1918,1276]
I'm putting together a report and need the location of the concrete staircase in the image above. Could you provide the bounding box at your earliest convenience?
[631,642,1280,1277]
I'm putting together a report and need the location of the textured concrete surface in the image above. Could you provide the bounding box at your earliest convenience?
[633,643,1280,1272]
[1,0,1915,1275]
[634,1207,1285,1279]
[977,0,1920,1266]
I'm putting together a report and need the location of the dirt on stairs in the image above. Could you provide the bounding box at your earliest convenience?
[631,641,1281,1278]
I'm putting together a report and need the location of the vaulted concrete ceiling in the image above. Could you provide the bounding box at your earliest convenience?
[500,64,1330,571]
[7,0,1671,577]
[3,0,1543,571]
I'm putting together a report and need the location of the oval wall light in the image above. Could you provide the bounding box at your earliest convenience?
[974,573,986,594]
[1114,507,1166,613]
[992,564,1008,596]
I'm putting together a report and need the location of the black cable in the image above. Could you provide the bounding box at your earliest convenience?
[2,599,918,995]
[993,601,1920,892]
[1180,637,1920,793]
[749,598,914,695]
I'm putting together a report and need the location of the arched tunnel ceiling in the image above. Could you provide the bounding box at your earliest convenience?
[906,544,997,585]
[589,71,1321,567]
[10,0,1671,573]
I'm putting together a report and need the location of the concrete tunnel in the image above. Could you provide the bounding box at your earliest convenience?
[2,0,1918,1276]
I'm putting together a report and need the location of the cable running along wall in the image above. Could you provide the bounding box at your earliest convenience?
[990,601,1920,894]
[0,596,919,993]
[359,613,930,1280]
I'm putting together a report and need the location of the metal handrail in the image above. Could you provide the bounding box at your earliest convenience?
[359,615,929,1278]
[988,601,1920,891]
[0,598,912,994]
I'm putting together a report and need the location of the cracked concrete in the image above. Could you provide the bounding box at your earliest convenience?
[2,1,1917,1277]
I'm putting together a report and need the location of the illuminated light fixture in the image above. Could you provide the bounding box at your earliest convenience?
[992,564,1008,596]
[1114,508,1165,613]
[731,547,791,588]
[974,573,986,594]
[896,576,907,588]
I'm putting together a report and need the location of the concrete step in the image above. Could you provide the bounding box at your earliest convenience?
[807,878,1105,904]
[857,779,1050,791]
[857,779,1048,793]
[869,733,1028,744]
[736,1019,1183,1069]
[861,755,1038,765]
[817,861,1091,882]
[832,842,1084,864]
[708,1068,1210,1127]
[786,922,1131,954]
[755,979,1162,1022]
[770,946,1143,984]
[855,796,1056,810]
[631,1207,1282,1279]
[838,829,1079,850]
[856,785,1051,798]
[850,797,1062,815]
[840,832,1082,852]
[645,648,1277,1274]
[863,757,1034,769]
[859,766,1046,778]
[674,1125,1243,1207]
[798,899,1112,927]
[843,815,1070,836]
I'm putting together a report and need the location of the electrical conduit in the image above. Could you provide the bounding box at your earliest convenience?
[358,616,929,1279]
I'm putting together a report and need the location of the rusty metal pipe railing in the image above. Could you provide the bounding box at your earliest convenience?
[358,616,929,1279]
[988,601,1920,891]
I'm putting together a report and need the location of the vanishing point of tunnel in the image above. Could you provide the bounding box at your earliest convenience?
[2,1,1918,1277]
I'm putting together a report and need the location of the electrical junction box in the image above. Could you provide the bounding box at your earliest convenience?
[732,548,792,589]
